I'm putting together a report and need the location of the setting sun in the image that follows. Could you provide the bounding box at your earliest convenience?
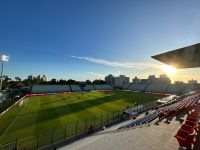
[162,65,177,74]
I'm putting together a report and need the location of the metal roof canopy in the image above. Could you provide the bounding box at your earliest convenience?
[152,43,200,69]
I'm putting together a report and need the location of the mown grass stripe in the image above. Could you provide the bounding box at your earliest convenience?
[0,91,163,145]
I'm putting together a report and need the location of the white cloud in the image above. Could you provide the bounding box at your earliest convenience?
[71,56,161,69]
[87,72,106,77]
[87,71,122,78]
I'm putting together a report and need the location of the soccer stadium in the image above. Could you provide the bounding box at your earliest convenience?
[1,42,200,149]
[1,1,200,150]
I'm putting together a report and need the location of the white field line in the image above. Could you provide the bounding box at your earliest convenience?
[0,102,25,141]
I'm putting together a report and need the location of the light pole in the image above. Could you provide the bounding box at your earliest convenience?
[0,55,9,90]
[0,61,4,90]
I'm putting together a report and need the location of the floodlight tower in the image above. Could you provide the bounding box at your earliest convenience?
[0,55,9,90]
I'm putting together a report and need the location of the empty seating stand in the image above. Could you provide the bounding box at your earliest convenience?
[166,84,184,94]
[120,92,200,131]
[158,94,200,121]
[70,85,82,92]
[145,84,168,93]
[182,84,200,94]
[93,84,113,90]
[129,84,147,91]
[31,85,71,93]
[122,84,131,90]
[83,85,95,91]
[174,99,200,150]
[120,111,158,129]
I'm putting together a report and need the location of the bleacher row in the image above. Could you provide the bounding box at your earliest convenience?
[158,94,200,120]
[120,93,200,129]
[120,111,158,128]
[122,83,200,94]
[174,99,200,149]
[31,84,113,93]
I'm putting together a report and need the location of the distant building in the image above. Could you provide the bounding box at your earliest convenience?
[141,79,148,84]
[28,75,33,80]
[188,79,197,84]
[174,81,184,85]
[37,75,41,80]
[114,75,129,87]
[147,75,157,84]
[132,77,140,84]
[158,74,171,84]
[41,75,48,82]
[105,74,115,85]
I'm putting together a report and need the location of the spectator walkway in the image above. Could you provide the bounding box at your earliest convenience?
[59,117,181,150]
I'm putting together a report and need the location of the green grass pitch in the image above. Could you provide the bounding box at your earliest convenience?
[0,91,162,146]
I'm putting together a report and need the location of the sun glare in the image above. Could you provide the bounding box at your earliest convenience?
[162,65,177,74]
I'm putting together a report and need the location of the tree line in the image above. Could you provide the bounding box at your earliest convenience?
[1,75,106,90]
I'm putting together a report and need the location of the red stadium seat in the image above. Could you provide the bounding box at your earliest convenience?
[175,129,195,149]
[188,113,200,119]
[181,124,195,134]
[190,111,200,114]
[185,120,198,130]
[186,116,199,123]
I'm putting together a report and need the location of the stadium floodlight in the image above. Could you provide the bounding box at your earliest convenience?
[1,55,9,62]
[0,55,9,90]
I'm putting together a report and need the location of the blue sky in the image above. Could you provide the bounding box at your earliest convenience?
[0,0,200,82]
